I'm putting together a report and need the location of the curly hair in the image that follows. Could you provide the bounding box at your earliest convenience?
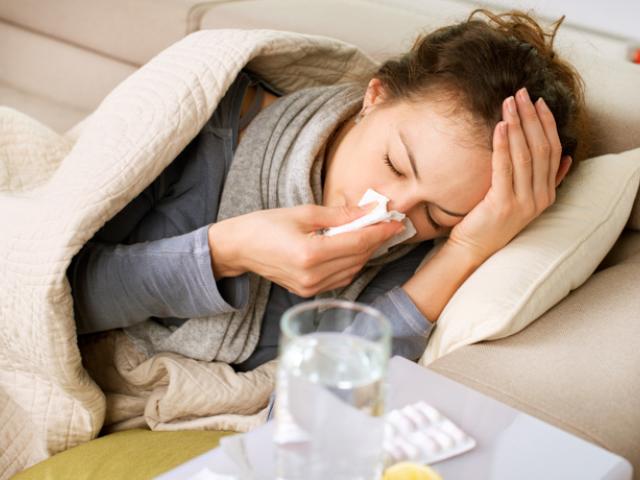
[366,9,590,171]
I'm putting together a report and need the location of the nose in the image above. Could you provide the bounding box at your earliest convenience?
[386,189,421,214]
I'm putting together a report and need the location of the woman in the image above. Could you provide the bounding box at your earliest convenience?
[67,9,588,370]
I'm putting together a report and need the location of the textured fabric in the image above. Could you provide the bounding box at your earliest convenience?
[124,78,417,363]
[12,429,235,480]
[428,250,640,477]
[420,147,640,365]
[0,28,382,478]
[67,67,268,334]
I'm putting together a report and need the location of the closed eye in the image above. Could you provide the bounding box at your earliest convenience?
[384,154,403,177]
[424,204,444,230]
[385,153,450,232]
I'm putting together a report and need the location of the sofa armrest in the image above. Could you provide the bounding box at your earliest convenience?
[428,251,640,476]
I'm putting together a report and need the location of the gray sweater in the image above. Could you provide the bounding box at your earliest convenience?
[66,68,435,371]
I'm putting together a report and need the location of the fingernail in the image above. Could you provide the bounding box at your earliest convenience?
[518,87,530,102]
[506,96,516,115]
[537,96,549,112]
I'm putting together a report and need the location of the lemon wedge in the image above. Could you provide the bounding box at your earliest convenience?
[382,461,444,480]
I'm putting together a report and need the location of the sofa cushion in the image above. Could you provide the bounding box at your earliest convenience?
[427,250,640,475]
[419,147,640,364]
[202,0,473,63]
[0,80,86,135]
[12,428,234,480]
[0,0,222,66]
[0,20,136,130]
[200,0,628,61]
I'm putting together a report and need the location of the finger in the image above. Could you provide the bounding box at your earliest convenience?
[315,220,404,260]
[313,249,370,278]
[534,97,563,194]
[555,155,572,188]
[299,202,377,230]
[283,260,362,297]
[297,253,369,293]
[491,120,513,200]
[310,263,363,295]
[515,88,550,210]
[503,95,533,202]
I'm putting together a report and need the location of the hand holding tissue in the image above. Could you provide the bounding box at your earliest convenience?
[322,189,416,257]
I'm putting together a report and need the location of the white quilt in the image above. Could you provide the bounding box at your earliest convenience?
[0,28,378,479]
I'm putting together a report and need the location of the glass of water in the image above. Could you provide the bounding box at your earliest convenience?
[274,299,391,480]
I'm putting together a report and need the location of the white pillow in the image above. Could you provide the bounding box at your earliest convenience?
[419,147,640,366]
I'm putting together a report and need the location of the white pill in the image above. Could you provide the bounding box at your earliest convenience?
[387,410,414,434]
[384,441,405,461]
[396,437,420,460]
[414,401,442,424]
[401,405,428,429]
[413,431,440,456]
[430,429,455,450]
[440,420,467,443]
[384,422,396,439]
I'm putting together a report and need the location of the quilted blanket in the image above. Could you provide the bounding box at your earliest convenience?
[0,28,378,478]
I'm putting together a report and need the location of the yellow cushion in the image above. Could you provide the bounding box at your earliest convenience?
[13,429,235,480]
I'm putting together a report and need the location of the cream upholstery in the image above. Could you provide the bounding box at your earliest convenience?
[0,0,220,65]
[429,249,640,473]
[0,20,136,132]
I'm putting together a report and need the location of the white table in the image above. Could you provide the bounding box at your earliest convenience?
[157,356,633,480]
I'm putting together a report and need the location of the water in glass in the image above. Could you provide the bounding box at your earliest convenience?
[275,330,388,480]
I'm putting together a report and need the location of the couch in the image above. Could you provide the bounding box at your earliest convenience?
[1,0,639,478]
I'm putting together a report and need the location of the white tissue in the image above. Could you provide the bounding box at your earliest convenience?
[322,189,416,257]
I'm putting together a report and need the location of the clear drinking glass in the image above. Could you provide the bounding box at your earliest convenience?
[274,299,391,480]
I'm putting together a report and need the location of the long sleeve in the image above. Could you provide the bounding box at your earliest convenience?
[367,286,434,360]
[355,240,436,361]
[69,224,250,335]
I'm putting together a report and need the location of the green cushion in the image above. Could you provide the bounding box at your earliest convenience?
[13,429,235,480]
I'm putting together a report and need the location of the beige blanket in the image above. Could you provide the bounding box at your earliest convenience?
[0,28,378,479]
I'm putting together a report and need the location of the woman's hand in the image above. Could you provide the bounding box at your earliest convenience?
[446,87,572,262]
[208,204,404,297]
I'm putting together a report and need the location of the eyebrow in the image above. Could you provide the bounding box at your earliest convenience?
[399,130,469,218]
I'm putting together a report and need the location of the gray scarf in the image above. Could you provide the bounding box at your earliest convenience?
[125,81,416,363]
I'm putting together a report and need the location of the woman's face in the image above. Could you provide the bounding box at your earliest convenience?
[322,79,493,243]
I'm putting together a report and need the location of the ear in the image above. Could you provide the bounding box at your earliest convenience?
[555,155,573,187]
[362,77,389,110]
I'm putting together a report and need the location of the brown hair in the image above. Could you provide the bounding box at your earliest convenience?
[368,9,590,171]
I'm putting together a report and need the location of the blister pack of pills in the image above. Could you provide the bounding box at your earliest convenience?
[383,400,476,466]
